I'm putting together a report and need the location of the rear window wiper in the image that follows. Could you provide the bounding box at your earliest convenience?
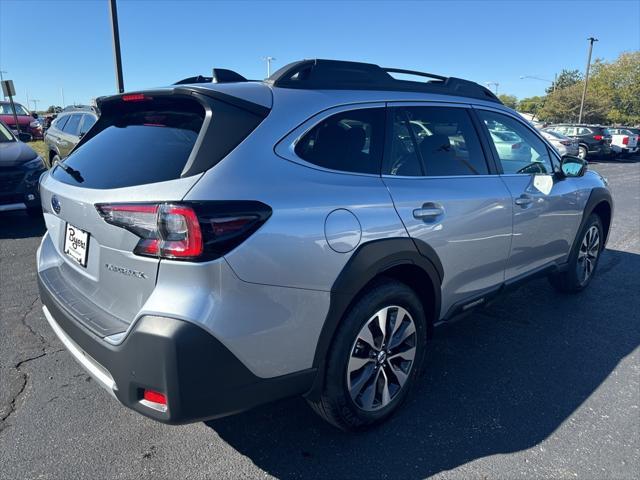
[54,160,84,183]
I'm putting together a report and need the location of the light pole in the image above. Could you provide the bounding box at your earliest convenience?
[61,87,65,108]
[109,0,125,93]
[520,75,557,92]
[262,56,276,78]
[31,99,40,113]
[485,82,499,95]
[578,37,598,124]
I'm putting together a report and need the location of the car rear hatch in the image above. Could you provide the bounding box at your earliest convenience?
[38,86,270,338]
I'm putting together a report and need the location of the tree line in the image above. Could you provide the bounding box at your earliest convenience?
[498,51,639,125]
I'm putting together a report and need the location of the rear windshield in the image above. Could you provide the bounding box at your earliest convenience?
[52,97,204,189]
[52,94,268,189]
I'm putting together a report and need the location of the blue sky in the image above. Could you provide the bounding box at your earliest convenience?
[1,0,638,110]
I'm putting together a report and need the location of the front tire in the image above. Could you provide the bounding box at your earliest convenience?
[549,214,603,293]
[308,279,428,431]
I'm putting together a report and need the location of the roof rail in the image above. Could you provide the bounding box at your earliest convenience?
[267,59,501,104]
[174,68,248,85]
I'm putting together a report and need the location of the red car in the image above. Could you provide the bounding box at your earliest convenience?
[0,101,43,140]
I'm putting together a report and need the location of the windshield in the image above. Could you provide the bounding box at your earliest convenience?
[0,122,15,142]
[0,103,30,116]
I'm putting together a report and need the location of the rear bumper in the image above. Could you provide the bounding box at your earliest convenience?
[38,270,315,424]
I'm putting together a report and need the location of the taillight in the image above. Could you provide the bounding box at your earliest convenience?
[622,136,629,145]
[96,201,271,261]
[593,134,603,141]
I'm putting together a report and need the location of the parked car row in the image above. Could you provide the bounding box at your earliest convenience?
[537,123,638,160]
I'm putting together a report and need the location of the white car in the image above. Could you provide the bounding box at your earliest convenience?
[540,129,579,157]
[608,128,639,157]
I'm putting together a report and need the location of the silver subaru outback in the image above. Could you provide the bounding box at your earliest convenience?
[37,60,612,431]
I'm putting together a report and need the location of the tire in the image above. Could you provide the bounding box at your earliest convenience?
[549,213,603,293]
[308,279,428,431]
[577,145,588,160]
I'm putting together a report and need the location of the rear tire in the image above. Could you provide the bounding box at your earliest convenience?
[549,214,603,293]
[308,279,428,431]
[577,145,588,160]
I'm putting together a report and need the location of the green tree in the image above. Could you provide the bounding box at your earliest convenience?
[589,51,640,124]
[537,82,610,124]
[547,69,582,94]
[498,94,518,109]
[518,95,545,114]
[46,105,61,113]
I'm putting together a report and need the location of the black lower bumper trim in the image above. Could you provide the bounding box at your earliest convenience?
[38,270,316,424]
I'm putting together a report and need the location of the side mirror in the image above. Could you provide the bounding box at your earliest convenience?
[560,155,587,178]
[18,132,33,142]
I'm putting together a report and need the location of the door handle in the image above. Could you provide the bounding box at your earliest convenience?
[515,195,533,206]
[413,206,444,220]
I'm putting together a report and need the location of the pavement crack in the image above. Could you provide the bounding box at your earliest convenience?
[0,296,58,433]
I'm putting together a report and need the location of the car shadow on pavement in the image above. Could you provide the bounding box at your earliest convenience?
[0,211,45,240]
[206,248,640,479]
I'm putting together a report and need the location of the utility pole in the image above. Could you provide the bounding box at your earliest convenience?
[485,82,499,95]
[61,87,65,107]
[31,99,40,113]
[578,37,598,124]
[109,0,125,93]
[263,56,276,78]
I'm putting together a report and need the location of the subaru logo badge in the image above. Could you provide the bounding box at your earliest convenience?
[51,195,61,214]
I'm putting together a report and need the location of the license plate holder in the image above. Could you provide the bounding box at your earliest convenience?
[63,223,90,267]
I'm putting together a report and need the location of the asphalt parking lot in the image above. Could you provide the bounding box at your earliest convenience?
[1,159,638,480]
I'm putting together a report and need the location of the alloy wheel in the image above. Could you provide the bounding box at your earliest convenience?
[577,225,600,285]
[346,305,417,411]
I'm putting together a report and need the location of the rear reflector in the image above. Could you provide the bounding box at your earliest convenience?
[143,389,166,405]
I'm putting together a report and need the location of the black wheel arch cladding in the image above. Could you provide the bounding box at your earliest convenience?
[306,237,442,400]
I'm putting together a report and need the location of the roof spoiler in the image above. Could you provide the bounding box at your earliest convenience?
[174,68,248,85]
[267,59,501,104]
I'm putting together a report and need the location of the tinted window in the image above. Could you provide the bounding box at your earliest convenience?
[385,106,488,176]
[62,114,82,136]
[295,108,384,174]
[478,110,553,175]
[578,127,592,135]
[79,114,97,135]
[54,115,69,131]
[52,98,205,189]
[0,103,29,115]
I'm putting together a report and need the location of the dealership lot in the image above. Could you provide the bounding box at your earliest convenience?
[1,160,638,479]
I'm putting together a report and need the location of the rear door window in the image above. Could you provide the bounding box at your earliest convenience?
[294,108,385,174]
[79,114,97,135]
[62,114,82,136]
[384,106,489,176]
[54,115,69,131]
